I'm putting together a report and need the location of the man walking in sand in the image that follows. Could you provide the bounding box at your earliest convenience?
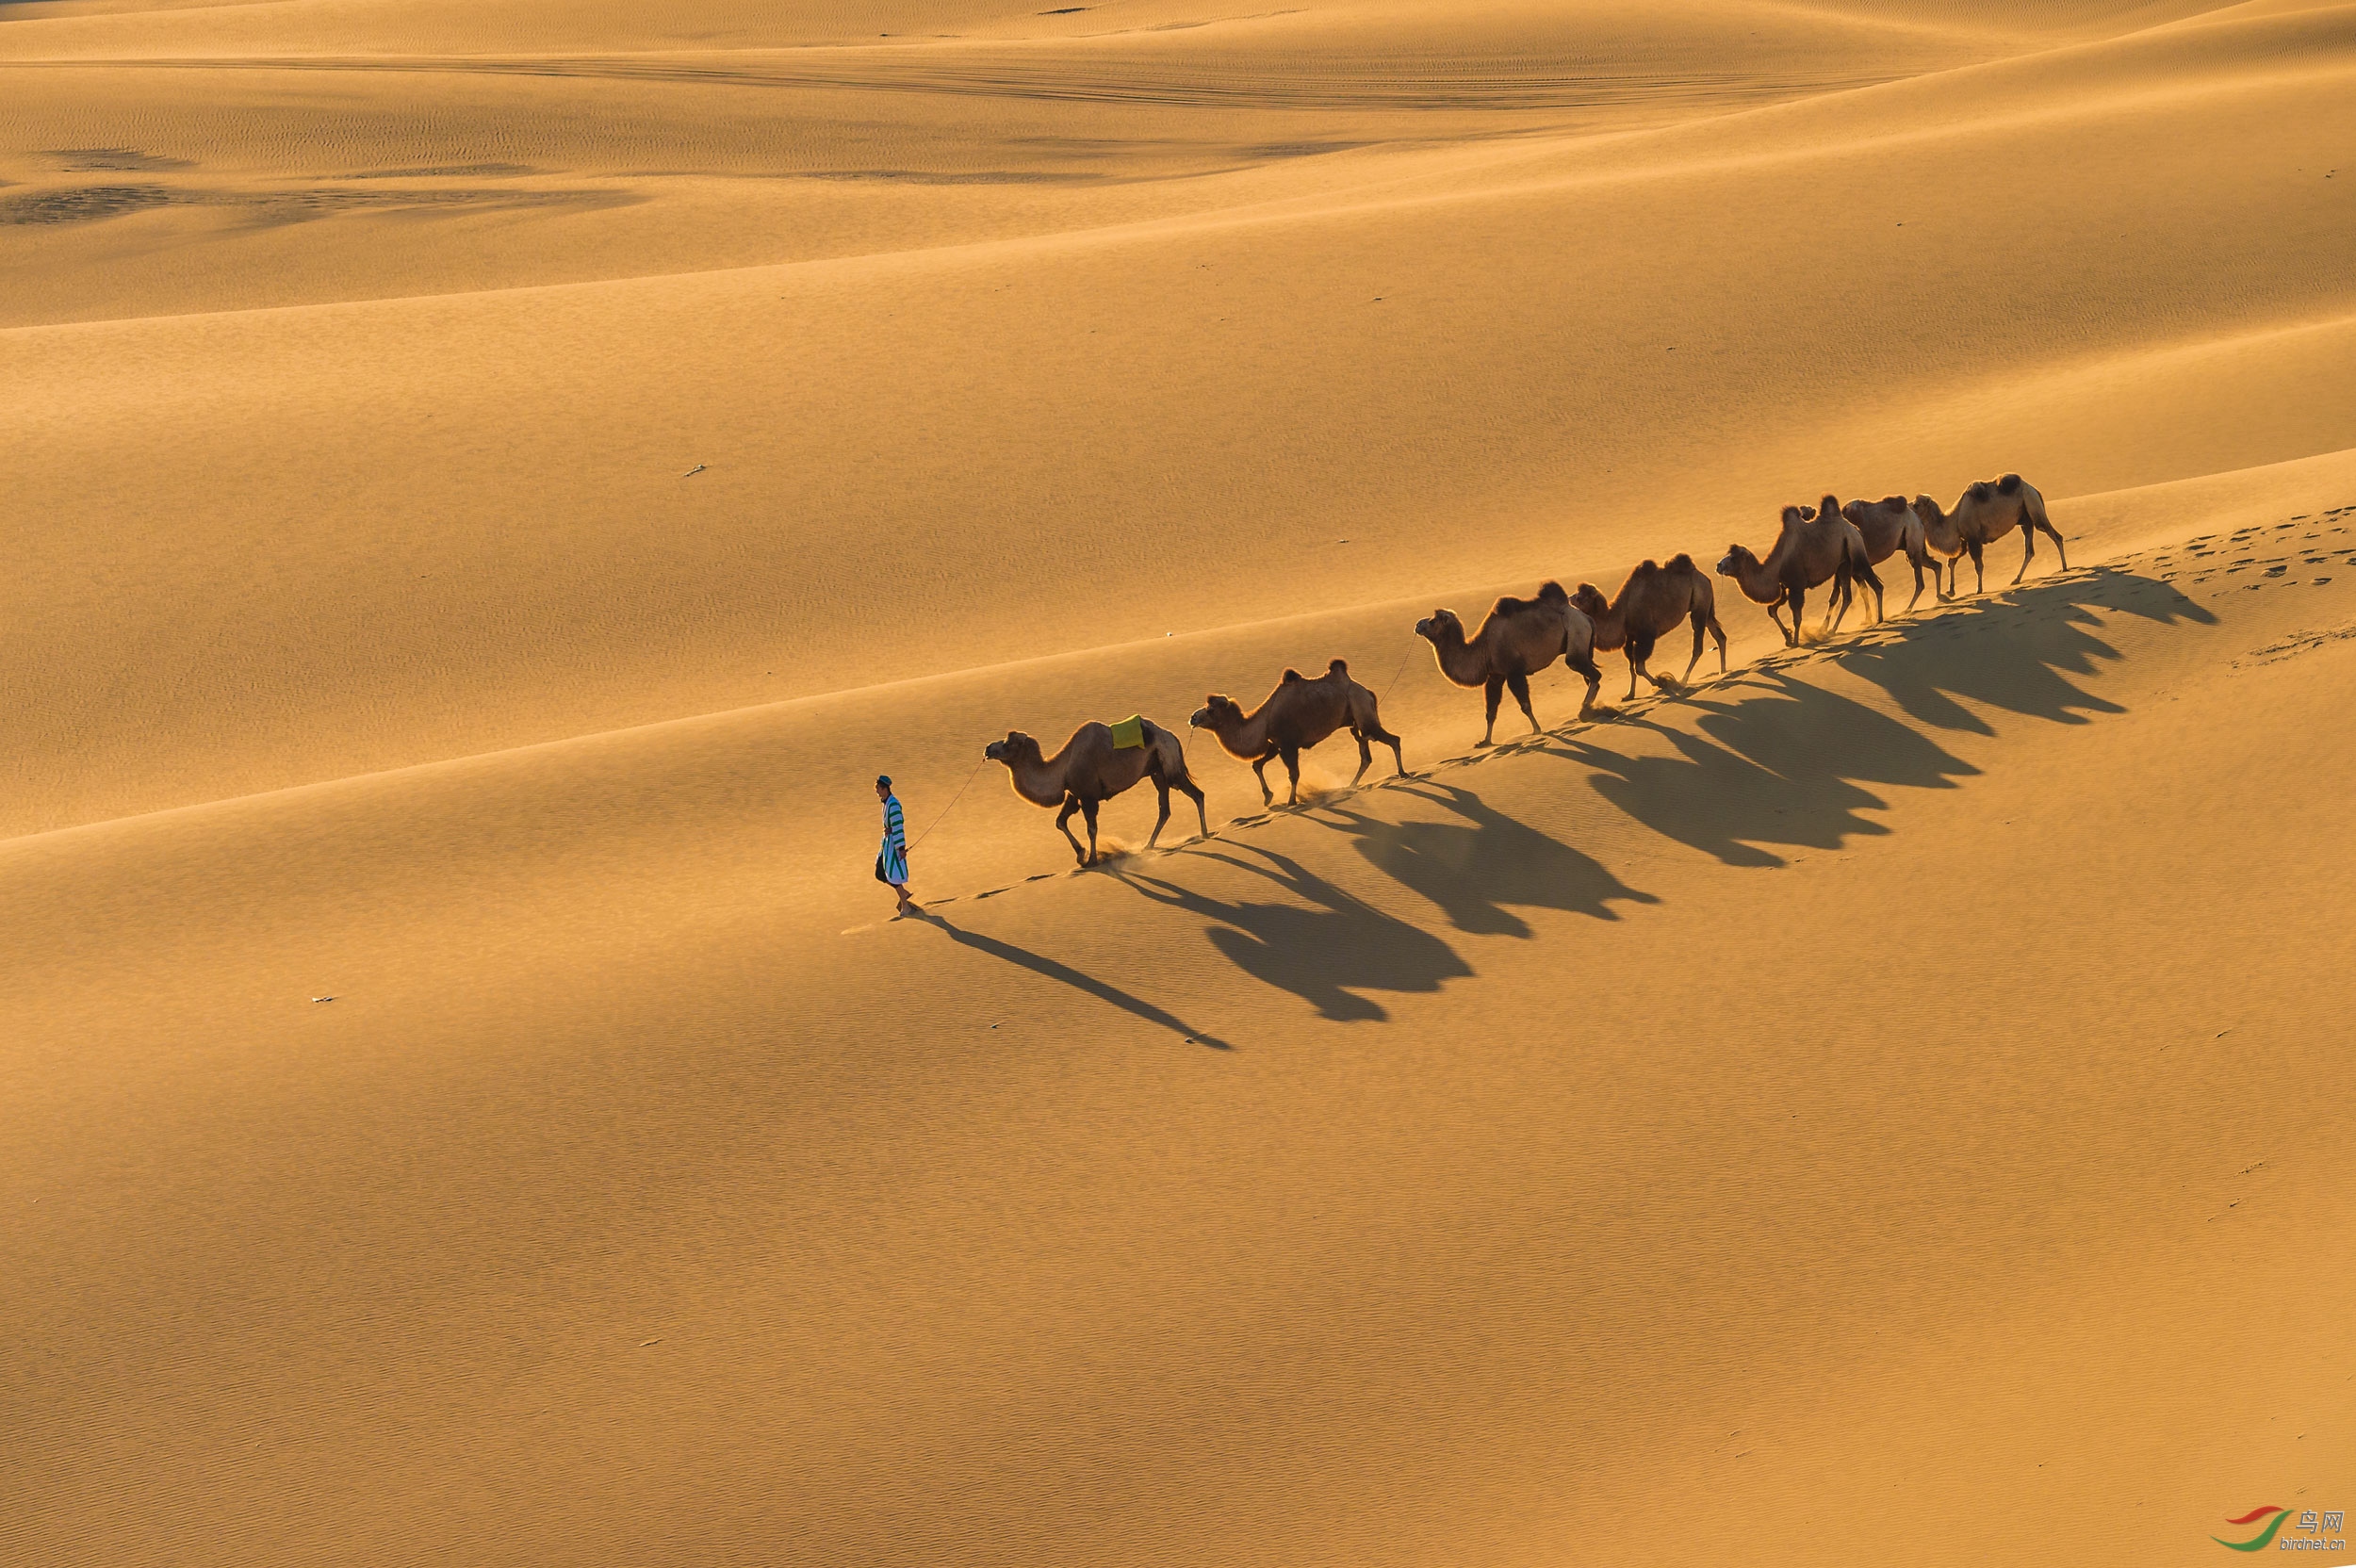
[875,775,916,916]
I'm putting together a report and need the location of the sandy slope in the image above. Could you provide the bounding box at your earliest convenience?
[3,3,2351,1565]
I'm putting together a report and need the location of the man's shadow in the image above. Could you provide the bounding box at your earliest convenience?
[1304,779,1657,937]
[1113,843,1472,1023]
[920,913,1234,1050]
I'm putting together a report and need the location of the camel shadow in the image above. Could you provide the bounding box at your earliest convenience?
[1824,567,2213,735]
[1303,779,1658,936]
[1550,669,1976,868]
[1549,568,2206,867]
[1112,843,1470,1022]
[921,914,1233,1050]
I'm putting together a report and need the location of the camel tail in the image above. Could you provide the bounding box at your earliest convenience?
[1144,719,1193,785]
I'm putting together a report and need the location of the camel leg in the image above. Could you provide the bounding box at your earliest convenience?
[1250,752,1276,807]
[1366,723,1407,777]
[1079,795,1102,864]
[1479,674,1503,746]
[2012,523,2036,585]
[1682,612,1707,685]
[1786,584,1808,644]
[1055,793,1087,865]
[1282,745,1304,804]
[1967,540,1986,596]
[1906,549,1927,612]
[1635,631,1676,692]
[1506,672,1539,734]
[1858,560,1885,625]
[2037,518,2069,575]
[1145,778,1172,850]
[1571,647,1606,718]
[1694,611,1728,680]
[1175,776,1208,841]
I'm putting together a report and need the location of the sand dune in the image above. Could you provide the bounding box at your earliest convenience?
[3,3,2351,1564]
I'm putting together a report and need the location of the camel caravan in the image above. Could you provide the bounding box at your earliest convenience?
[982,476,2063,865]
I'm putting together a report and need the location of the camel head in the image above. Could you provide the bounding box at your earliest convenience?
[983,730,1040,767]
[1190,694,1244,732]
[1912,494,1945,524]
[1413,608,1462,645]
[1569,582,1610,620]
[1715,545,1755,578]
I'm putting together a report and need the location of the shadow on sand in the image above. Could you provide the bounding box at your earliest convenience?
[921,914,1234,1050]
[1114,844,1470,1022]
[1824,566,2215,735]
[1304,778,1658,936]
[938,568,2212,1029]
[1551,566,2213,867]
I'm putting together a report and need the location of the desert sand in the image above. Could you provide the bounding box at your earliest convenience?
[4,1,2352,1563]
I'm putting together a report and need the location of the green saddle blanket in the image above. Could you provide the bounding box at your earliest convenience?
[1108,714,1147,750]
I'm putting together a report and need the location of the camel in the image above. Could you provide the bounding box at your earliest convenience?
[984,717,1206,867]
[1910,492,1968,597]
[1415,580,1604,744]
[1190,658,1405,806]
[1839,495,1939,609]
[1570,555,1727,701]
[1716,501,1881,645]
[1912,474,2066,594]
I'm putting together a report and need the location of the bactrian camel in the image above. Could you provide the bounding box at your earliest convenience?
[1717,501,1880,645]
[1571,555,1727,701]
[1838,495,1938,610]
[1912,474,2065,595]
[985,718,1206,867]
[1191,658,1405,807]
[1415,580,1604,744]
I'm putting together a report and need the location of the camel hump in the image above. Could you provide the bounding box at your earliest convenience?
[1536,580,1568,602]
[1997,472,2022,494]
[1281,667,1304,684]
[1326,658,1349,677]
[1882,495,1906,509]
[1665,552,1693,570]
[1968,480,1993,500]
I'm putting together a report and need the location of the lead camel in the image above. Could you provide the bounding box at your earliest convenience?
[985,718,1207,867]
